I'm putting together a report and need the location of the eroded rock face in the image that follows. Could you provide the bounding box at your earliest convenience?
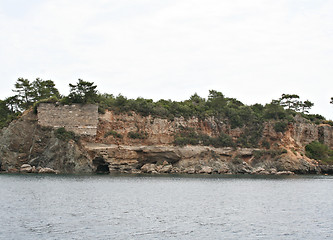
[0,111,93,173]
[85,144,324,175]
[318,125,333,147]
[1,108,333,175]
[291,115,333,148]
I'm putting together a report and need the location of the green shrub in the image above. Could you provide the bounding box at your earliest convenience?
[213,132,236,148]
[54,127,78,142]
[104,130,123,139]
[173,129,235,148]
[128,131,148,139]
[261,140,270,149]
[0,113,20,129]
[174,136,190,146]
[263,103,287,120]
[303,114,325,122]
[59,97,72,105]
[305,141,333,163]
[274,121,288,133]
[98,106,106,114]
[236,122,263,148]
[253,150,265,159]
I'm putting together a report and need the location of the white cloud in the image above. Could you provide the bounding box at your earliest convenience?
[0,0,332,119]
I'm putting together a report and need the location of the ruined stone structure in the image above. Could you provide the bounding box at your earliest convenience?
[37,103,98,136]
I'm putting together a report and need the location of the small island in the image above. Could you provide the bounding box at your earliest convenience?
[0,78,333,175]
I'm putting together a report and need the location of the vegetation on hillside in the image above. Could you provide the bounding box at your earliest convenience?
[174,127,236,148]
[0,78,332,154]
[305,141,333,164]
[104,130,123,139]
[54,127,79,142]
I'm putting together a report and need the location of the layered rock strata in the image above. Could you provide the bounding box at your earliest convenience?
[0,105,332,175]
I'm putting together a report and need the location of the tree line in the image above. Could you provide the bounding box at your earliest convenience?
[0,78,331,130]
[0,78,97,128]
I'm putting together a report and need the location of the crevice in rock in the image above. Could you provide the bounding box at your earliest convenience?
[318,126,325,144]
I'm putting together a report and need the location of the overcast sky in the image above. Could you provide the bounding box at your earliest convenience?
[0,0,332,119]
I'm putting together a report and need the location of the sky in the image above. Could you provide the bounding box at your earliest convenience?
[0,0,332,119]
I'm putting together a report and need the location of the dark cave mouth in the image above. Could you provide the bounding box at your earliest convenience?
[96,164,110,174]
[93,157,110,174]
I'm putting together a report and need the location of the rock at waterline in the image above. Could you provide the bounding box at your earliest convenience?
[20,164,32,173]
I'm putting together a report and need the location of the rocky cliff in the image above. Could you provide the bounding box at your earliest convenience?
[0,105,332,175]
[0,111,93,173]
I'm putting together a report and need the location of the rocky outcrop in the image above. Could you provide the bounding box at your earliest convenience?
[0,111,93,173]
[18,164,57,174]
[85,143,322,175]
[291,115,333,148]
[1,106,332,175]
[20,164,34,173]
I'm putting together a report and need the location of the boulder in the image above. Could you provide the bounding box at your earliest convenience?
[20,164,32,173]
[170,167,180,173]
[232,162,253,174]
[160,164,173,173]
[276,171,295,175]
[131,169,142,174]
[185,167,195,174]
[252,167,265,173]
[199,166,212,174]
[38,167,56,174]
[269,168,277,174]
[31,166,38,173]
[140,163,156,173]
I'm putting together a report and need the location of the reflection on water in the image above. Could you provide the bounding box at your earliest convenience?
[1,174,333,239]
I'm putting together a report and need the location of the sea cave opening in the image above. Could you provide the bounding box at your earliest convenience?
[93,157,110,174]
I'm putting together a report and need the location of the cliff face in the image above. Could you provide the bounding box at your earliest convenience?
[0,111,93,173]
[97,111,333,149]
[291,115,333,148]
[0,105,332,175]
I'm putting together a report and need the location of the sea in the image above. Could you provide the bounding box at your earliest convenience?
[0,173,332,240]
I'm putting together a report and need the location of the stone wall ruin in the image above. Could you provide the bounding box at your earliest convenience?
[37,103,98,136]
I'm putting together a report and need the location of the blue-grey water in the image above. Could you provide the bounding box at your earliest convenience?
[0,174,332,240]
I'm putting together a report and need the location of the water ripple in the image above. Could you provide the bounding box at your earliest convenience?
[1,174,333,239]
